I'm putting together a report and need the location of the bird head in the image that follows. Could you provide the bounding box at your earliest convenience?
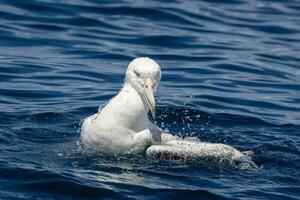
[125,57,161,118]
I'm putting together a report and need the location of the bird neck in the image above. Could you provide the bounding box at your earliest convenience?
[103,83,149,131]
[120,83,150,113]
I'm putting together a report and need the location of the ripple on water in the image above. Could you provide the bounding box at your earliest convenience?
[0,0,300,199]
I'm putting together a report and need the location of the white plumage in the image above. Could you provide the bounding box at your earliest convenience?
[80,57,161,154]
[80,57,255,167]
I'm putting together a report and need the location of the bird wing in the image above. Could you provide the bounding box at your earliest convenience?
[147,120,162,143]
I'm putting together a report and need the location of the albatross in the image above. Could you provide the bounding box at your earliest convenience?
[81,57,162,154]
[80,57,254,164]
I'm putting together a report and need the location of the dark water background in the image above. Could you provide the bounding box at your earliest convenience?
[0,0,300,199]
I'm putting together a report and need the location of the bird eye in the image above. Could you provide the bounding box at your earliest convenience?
[134,70,140,77]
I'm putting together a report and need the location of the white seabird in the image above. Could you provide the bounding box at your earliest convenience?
[80,57,162,154]
[80,57,254,165]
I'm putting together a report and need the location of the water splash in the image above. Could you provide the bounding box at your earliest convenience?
[147,137,258,170]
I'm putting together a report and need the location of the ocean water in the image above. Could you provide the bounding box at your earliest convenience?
[0,0,300,199]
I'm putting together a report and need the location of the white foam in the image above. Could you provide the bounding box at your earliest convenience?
[147,138,258,169]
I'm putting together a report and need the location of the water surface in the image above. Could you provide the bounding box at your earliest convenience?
[0,0,300,199]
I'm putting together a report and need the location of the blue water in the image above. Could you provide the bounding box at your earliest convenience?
[0,0,300,199]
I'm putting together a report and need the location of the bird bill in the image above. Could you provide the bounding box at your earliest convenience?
[143,77,156,118]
